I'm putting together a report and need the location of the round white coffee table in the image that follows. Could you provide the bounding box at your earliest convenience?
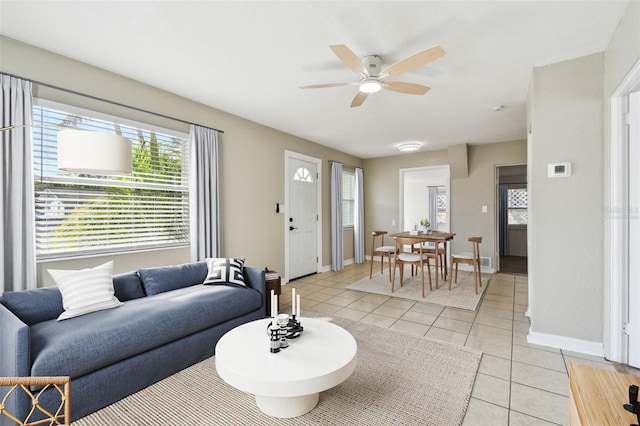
[215,317,357,418]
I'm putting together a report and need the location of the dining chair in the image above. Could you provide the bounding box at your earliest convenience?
[370,231,396,281]
[391,236,432,297]
[412,241,446,279]
[0,376,71,426]
[450,236,482,294]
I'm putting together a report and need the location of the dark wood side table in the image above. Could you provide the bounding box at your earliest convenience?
[265,273,281,318]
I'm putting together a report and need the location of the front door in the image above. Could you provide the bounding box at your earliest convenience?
[288,157,318,280]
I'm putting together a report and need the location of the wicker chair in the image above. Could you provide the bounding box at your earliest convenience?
[0,376,70,426]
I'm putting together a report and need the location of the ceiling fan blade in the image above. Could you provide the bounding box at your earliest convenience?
[299,82,351,89]
[351,91,368,108]
[380,46,445,79]
[383,81,431,95]
[330,45,369,77]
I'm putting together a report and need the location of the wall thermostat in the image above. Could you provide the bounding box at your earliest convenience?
[548,162,571,178]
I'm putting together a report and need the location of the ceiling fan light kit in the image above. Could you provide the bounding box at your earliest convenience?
[301,44,445,107]
[359,78,382,94]
[398,142,422,152]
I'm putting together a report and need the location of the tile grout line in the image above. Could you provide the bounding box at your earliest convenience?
[507,274,516,425]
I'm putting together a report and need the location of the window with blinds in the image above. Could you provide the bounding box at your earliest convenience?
[508,188,528,225]
[33,102,190,259]
[342,172,355,228]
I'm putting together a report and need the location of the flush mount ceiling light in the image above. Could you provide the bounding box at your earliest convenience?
[358,78,382,94]
[398,142,422,152]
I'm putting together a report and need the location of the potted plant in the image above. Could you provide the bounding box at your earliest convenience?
[419,218,431,234]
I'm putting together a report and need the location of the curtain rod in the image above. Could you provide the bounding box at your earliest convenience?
[3,73,224,134]
[329,160,361,170]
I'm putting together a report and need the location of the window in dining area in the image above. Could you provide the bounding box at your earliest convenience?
[342,171,355,228]
[508,188,528,225]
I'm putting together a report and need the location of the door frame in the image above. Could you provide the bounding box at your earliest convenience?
[399,165,450,233]
[608,58,640,363]
[494,162,528,273]
[284,150,322,284]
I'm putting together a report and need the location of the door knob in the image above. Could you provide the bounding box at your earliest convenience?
[289,226,298,231]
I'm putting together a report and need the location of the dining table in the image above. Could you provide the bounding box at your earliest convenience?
[391,231,456,290]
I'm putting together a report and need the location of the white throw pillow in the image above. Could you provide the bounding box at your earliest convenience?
[48,260,123,321]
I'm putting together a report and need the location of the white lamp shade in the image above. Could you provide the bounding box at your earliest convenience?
[57,129,132,175]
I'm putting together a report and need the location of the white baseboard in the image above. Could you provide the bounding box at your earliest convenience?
[319,258,355,273]
[454,264,496,274]
[527,330,604,357]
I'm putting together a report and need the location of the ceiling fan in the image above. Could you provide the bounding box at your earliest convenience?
[300,44,445,108]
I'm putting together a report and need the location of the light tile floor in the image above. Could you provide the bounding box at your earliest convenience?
[278,261,631,425]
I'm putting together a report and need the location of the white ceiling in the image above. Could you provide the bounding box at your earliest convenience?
[0,1,629,159]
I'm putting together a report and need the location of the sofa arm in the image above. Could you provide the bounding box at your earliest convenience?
[244,267,266,315]
[0,302,30,378]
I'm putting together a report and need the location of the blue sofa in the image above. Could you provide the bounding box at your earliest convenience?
[0,261,266,423]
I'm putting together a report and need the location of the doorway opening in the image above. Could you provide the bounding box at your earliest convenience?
[496,164,528,274]
[399,165,450,233]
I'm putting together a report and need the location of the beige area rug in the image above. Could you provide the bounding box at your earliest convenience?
[74,316,482,426]
[346,269,491,311]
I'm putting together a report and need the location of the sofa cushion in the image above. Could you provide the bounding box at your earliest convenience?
[48,261,123,321]
[203,258,246,287]
[0,287,64,325]
[138,262,207,296]
[30,283,262,379]
[112,271,146,301]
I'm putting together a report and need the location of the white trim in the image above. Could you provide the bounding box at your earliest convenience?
[527,330,604,357]
[526,132,534,322]
[607,58,640,363]
[284,150,322,284]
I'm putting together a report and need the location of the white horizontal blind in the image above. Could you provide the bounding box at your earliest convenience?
[342,172,355,228]
[33,104,189,259]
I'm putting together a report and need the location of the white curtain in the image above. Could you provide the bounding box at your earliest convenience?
[189,125,220,261]
[354,167,364,263]
[331,161,343,270]
[428,186,439,230]
[1,74,36,292]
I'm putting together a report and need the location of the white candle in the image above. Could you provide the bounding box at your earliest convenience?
[270,290,275,318]
[297,294,301,317]
[274,295,278,318]
[292,288,296,316]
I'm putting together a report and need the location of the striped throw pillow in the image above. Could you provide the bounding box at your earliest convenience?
[48,260,123,321]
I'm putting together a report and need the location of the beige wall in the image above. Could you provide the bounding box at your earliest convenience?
[0,36,362,285]
[363,140,527,267]
[528,0,639,351]
[529,53,605,343]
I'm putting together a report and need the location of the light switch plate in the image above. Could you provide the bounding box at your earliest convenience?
[482,205,488,213]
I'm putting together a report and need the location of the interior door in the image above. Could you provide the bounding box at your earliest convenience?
[628,90,639,368]
[288,157,318,279]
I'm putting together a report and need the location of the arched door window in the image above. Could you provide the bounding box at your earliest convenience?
[294,167,313,183]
